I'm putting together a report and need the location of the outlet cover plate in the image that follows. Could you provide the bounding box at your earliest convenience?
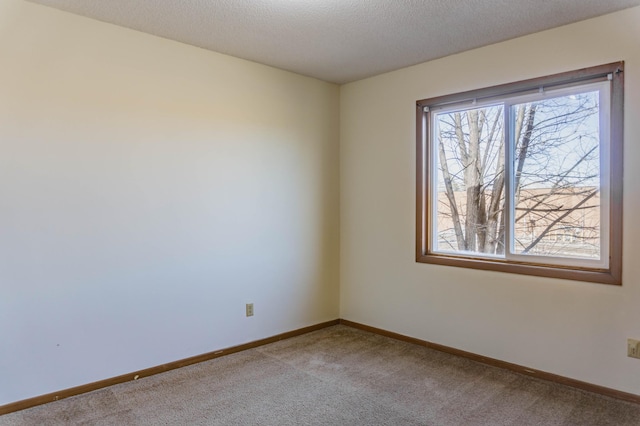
[628,339,640,359]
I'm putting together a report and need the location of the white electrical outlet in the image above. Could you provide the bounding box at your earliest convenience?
[246,303,254,317]
[627,339,640,359]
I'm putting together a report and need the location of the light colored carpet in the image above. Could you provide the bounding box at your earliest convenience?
[2,325,640,425]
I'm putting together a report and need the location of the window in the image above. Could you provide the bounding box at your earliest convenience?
[416,62,623,285]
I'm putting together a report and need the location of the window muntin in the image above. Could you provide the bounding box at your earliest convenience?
[416,63,623,285]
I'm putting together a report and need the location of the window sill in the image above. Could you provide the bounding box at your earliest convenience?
[416,252,620,285]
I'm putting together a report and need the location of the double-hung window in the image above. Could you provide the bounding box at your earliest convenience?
[416,62,623,284]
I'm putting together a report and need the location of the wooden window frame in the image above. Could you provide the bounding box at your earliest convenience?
[416,62,624,285]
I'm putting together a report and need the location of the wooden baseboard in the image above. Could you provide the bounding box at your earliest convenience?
[4,317,638,416]
[339,319,640,405]
[0,319,340,416]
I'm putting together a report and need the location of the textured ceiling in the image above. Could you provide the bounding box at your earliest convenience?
[27,0,640,84]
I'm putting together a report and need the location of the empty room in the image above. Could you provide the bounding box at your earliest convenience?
[1,0,640,424]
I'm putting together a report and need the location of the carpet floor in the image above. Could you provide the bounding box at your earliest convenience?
[2,325,640,425]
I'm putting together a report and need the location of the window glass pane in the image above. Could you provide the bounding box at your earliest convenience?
[434,105,505,256]
[511,91,601,259]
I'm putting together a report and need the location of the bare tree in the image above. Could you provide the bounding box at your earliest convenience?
[434,91,601,259]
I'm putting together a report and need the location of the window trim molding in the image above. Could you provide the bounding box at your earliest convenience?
[415,62,623,285]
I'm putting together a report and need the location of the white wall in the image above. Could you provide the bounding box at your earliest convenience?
[0,0,340,405]
[340,7,640,395]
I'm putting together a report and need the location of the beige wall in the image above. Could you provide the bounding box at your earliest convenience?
[0,0,339,404]
[3,0,639,408]
[340,7,640,395]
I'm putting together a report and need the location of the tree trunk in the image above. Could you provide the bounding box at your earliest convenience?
[514,105,537,199]
[464,110,482,252]
[438,138,466,250]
